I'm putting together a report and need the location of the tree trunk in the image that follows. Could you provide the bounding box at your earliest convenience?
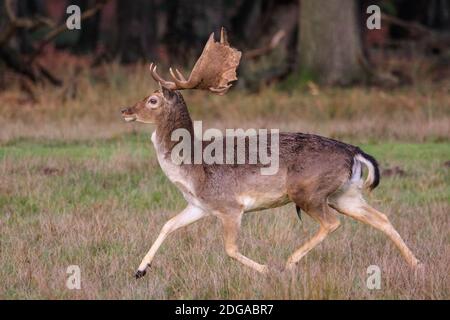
[299,0,364,85]
[116,0,158,63]
[73,0,101,53]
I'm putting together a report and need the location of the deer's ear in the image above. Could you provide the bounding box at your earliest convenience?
[161,86,176,100]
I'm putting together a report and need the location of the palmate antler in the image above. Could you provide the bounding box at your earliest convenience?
[150,27,242,95]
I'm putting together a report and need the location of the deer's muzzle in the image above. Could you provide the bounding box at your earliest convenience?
[121,107,137,122]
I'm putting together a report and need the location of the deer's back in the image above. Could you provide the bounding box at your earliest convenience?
[197,133,360,213]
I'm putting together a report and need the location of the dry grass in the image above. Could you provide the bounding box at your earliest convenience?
[0,63,449,299]
[0,138,448,299]
[0,62,449,143]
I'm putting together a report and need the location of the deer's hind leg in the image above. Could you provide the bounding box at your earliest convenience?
[285,202,341,271]
[329,182,420,268]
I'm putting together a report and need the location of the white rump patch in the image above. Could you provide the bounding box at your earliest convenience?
[329,179,366,215]
[351,157,362,182]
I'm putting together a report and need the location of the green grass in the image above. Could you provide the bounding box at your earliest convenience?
[0,136,449,299]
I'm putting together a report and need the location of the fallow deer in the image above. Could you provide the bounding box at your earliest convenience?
[121,28,420,278]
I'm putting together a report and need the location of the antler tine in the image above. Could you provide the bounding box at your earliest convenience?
[220,27,229,45]
[149,63,162,83]
[169,67,188,88]
[149,63,176,90]
[175,68,187,82]
[209,84,232,95]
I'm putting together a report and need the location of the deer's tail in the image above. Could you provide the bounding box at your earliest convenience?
[354,152,380,191]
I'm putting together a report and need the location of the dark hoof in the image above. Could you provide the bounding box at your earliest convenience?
[135,269,147,279]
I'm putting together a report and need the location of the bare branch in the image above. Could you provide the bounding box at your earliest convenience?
[243,30,286,60]
[28,0,109,63]
[381,14,434,37]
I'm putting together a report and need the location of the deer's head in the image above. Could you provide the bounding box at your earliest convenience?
[121,27,241,124]
[121,87,180,124]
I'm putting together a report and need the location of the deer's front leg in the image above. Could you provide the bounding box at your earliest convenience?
[220,213,269,274]
[135,204,207,278]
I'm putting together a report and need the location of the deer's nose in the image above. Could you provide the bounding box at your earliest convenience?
[121,107,131,114]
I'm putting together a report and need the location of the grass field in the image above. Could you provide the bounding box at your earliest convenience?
[0,135,448,299]
[0,64,449,299]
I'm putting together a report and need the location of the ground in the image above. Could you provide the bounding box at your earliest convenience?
[0,65,449,299]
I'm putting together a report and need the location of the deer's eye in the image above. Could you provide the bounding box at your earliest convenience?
[146,96,159,109]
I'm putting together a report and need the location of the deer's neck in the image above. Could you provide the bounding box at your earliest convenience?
[152,108,206,192]
[154,107,194,153]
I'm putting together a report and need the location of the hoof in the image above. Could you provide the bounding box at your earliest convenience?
[135,263,151,279]
[135,269,147,279]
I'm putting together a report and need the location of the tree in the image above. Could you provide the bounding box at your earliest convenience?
[73,0,101,54]
[0,0,107,94]
[116,0,158,63]
[299,0,364,85]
